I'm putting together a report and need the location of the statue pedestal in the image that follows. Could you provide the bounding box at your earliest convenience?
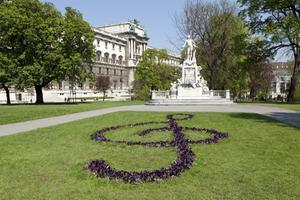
[177,87,204,99]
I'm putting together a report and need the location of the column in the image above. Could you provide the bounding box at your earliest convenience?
[130,39,134,59]
[226,90,230,99]
[129,39,132,59]
[133,40,136,60]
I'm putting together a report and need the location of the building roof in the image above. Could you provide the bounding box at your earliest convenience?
[93,28,127,42]
[270,62,290,70]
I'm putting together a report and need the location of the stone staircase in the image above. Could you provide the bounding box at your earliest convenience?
[147,97,233,105]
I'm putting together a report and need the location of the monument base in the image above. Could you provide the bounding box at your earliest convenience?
[177,87,208,99]
[147,97,233,105]
[149,90,233,105]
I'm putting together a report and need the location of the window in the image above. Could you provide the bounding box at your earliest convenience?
[104,53,109,63]
[280,82,285,94]
[97,39,100,47]
[105,41,108,49]
[112,44,115,50]
[113,80,117,90]
[114,69,116,75]
[99,67,101,74]
[106,68,109,75]
[96,51,101,62]
[112,54,116,64]
[118,56,123,65]
[272,82,276,93]
[119,45,122,52]
[120,70,123,76]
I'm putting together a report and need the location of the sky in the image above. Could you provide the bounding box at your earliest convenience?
[40,0,289,61]
[40,0,187,54]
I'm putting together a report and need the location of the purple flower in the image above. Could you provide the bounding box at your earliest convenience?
[86,114,228,184]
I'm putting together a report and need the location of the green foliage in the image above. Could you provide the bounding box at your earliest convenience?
[134,49,180,100]
[0,54,16,88]
[181,0,249,91]
[0,0,95,104]
[243,37,275,100]
[238,0,300,102]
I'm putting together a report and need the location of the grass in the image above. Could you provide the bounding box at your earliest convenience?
[0,101,143,125]
[0,112,299,199]
[259,103,300,111]
[238,101,300,112]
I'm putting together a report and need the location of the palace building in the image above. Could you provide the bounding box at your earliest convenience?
[270,62,292,99]
[0,20,181,103]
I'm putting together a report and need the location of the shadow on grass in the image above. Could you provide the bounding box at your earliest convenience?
[228,112,300,129]
[264,112,300,129]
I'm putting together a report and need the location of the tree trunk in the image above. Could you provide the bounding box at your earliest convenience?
[35,85,44,104]
[287,52,299,103]
[209,68,216,90]
[102,90,105,101]
[2,84,11,105]
[287,77,297,102]
[250,87,255,102]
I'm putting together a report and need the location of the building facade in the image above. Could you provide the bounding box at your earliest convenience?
[0,20,181,103]
[270,62,291,99]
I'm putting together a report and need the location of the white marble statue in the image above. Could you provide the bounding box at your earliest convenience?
[170,81,177,92]
[183,35,197,64]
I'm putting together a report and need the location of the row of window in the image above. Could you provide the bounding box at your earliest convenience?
[272,82,289,94]
[96,39,123,52]
[96,51,124,65]
[98,67,124,76]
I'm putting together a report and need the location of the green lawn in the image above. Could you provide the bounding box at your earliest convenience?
[0,112,299,199]
[260,103,300,111]
[0,101,143,125]
[237,101,300,111]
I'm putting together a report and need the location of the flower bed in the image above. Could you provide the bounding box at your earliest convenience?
[86,114,228,184]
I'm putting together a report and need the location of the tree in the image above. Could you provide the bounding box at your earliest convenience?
[0,54,16,104]
[0,0,95,104]
[134,49,180,100]
[176,0,247,90]
[95,76,111,101]
[248,62,274,101]
[61,7,95,99]
[259,63,275,100]
[239,0,300,102]
[243,38,274,101]
[227,61,249,101]
[0,2,21,105]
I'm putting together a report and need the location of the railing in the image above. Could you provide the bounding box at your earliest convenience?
[212,90,226,97]
[211,90,230,99]
[96,57,126,66]
[152,91,170,99]
[151,89,230,100]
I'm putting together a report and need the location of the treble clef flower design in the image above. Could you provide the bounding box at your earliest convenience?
[86,114,228,184]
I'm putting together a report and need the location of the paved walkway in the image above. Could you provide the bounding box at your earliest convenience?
[0,104,299,137]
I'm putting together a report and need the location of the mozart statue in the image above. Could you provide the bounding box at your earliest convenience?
[183,35,196,64]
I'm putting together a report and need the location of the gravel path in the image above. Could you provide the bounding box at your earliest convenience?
[0,104,299,137]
